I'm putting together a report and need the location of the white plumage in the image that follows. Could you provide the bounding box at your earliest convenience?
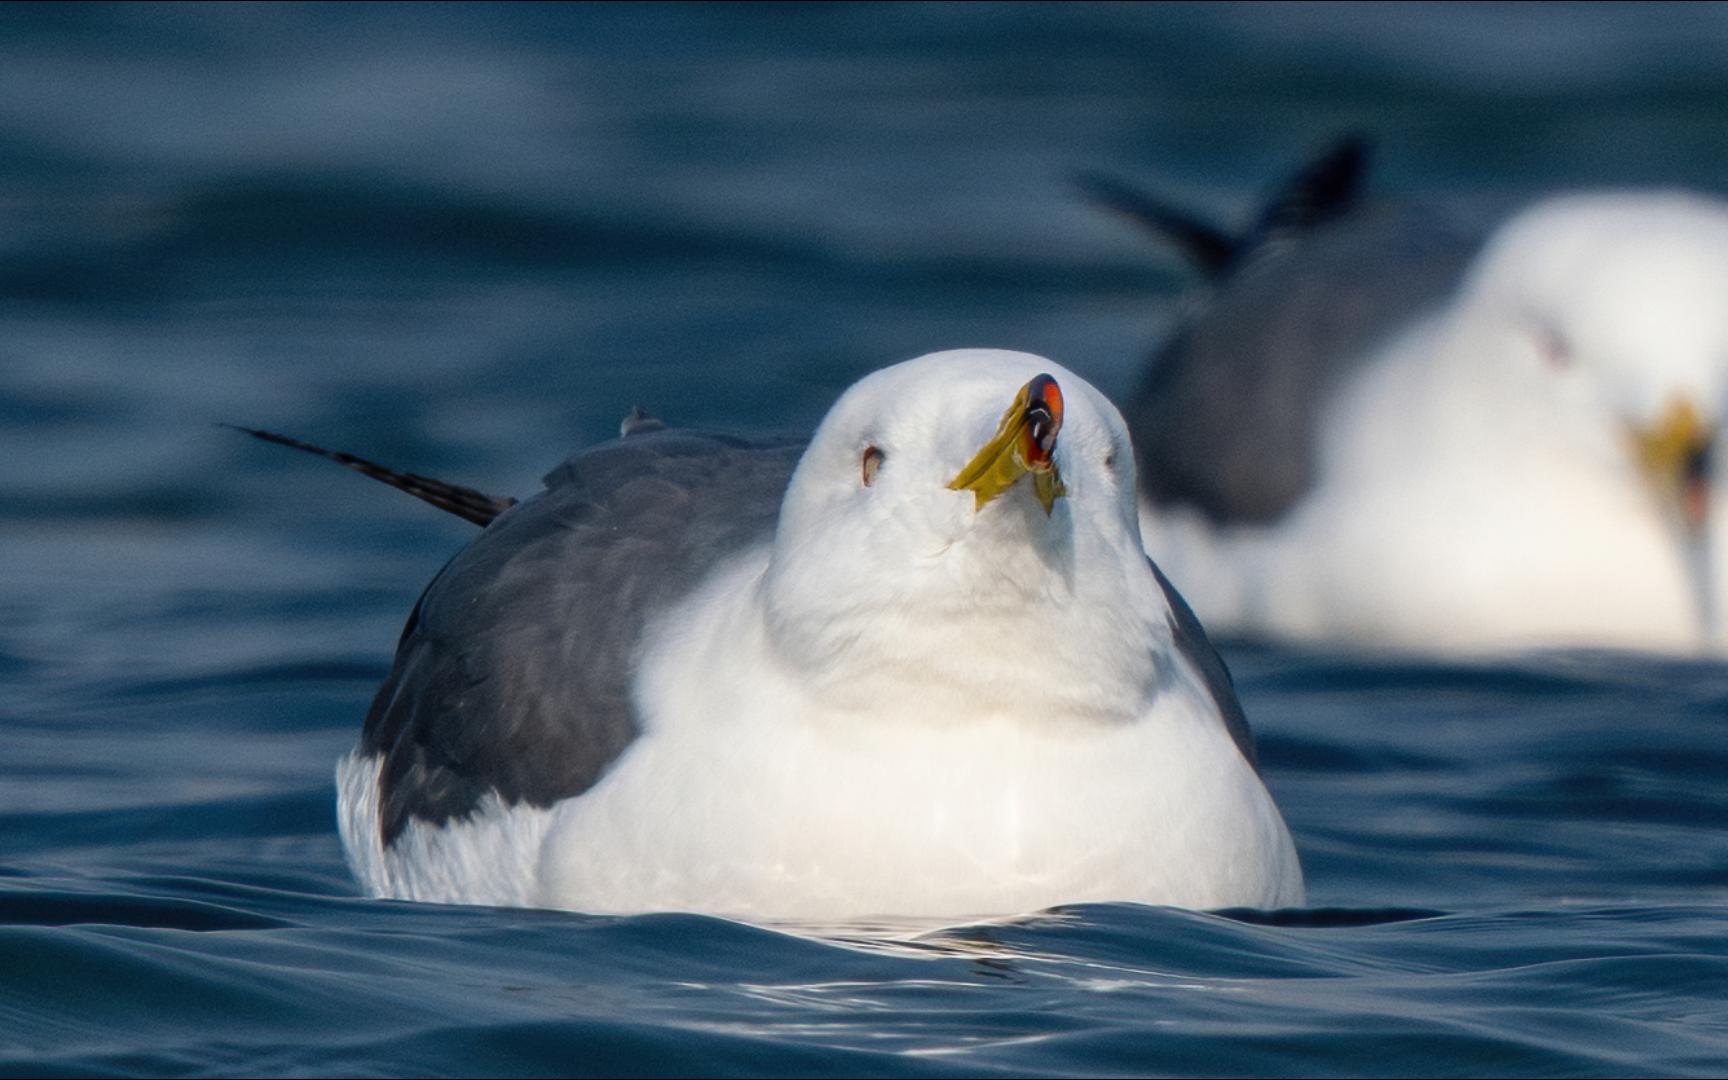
[1141,192,1728,655]
[338,349,1303,920]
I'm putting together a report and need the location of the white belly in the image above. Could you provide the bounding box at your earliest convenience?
[536,702,1302,920]
[338,547,1303,921]
[338,699,1303,921]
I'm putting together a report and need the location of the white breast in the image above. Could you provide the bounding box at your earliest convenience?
[340,543,1302,921]
[531,553,1303,920]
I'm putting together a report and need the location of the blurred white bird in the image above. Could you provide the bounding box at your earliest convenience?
[1089,142,1728,654]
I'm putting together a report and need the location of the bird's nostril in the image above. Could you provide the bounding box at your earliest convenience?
[1028,408,1056,455]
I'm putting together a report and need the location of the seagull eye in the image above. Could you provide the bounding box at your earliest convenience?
[861,445,884,487]
[1534,324,1572,371]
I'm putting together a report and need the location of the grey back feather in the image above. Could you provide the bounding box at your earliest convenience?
[1131,203,1479,524]
[361,429,803,845]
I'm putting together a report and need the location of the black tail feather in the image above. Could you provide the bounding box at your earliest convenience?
[1072,170,1236,279]
[1076,132,1374,281]
[1242,133,1372,256]
[223,424,516,527]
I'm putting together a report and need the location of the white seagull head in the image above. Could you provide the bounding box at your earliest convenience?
[761,348,1168,721]
[1460,192,1728,538]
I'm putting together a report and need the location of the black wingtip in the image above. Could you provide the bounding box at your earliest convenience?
[1072,169,1237,279]
[1076,132,1376,281]
[1242,133,1374,255]
[225,423,517,527]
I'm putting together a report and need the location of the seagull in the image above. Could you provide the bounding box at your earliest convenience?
[239,349,1303,920]
[1088,142,1728,654]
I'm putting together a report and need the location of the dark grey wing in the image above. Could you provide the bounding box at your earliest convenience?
[1130,202,1480,524]
[1149,558,1256,771]
[359,429,805,846]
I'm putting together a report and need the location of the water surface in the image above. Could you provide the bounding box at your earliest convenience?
[5,5,1728,1075]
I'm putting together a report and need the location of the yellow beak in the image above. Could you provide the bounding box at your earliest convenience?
[1629,397,1715,531]
[947,374,1068,516]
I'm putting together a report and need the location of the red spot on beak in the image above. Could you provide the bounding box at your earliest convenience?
[1685,476,1711,531]
[1020,374,1063,471]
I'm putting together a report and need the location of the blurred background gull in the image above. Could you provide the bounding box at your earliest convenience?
[7,4,1728,1077]
[1101,143,1728,656]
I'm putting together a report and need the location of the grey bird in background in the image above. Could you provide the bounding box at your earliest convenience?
[1082,139,1728,655]
[1079,135,1477,526]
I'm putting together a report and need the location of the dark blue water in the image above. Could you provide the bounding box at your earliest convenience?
[6,4,1728,1075]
